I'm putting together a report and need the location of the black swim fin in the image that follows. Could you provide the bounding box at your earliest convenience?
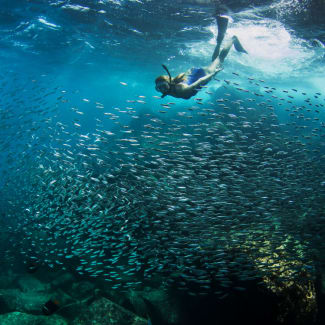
[232,35,248,54]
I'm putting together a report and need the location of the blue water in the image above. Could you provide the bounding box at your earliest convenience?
[1,0,325,242]
[1,1,325,323]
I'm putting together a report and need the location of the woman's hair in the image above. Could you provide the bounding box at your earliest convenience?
[155,75,170,84]
[173,73,186,84]
[155,73,186,85]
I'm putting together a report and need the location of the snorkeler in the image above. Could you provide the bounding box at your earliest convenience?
[155,16,247,99]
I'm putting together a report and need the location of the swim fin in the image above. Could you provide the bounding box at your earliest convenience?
[232,35,248,54]
[212,16,229,61]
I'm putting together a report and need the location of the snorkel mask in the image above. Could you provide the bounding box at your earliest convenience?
[155,64,172,98]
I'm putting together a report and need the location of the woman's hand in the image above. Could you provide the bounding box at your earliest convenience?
[214,67,223,74]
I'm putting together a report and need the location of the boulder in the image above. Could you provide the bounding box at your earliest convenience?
[70,280,96,299]
[0,288,51,314]
[141,287,180,325]
[0,273,16,289]
[71,297,147,325]
[18,274,49,292]
[128,290,147,318]
[51,272,75,289]
[0,311,67,325]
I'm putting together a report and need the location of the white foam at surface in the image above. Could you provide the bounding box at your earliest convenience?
[187,17,325,82]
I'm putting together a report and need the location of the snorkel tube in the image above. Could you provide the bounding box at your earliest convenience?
[162,64,172,84]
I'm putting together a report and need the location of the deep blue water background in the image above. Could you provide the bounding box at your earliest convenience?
[1,4,325,325]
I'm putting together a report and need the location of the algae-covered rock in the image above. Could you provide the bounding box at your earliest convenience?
[0,275,15,290]
[70,280,96,299]
[128,290,147,318]
[71,297,147,325]
[0,311,67,325]
[140,288,180,325]
[18,274,49,292]
[0,288,52,314]
[321,271,325,295]
[0,270,18,290]
[239,233,318,324]
[51,272,75,289]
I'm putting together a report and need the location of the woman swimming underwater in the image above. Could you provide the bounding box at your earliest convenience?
[155,16,247,99]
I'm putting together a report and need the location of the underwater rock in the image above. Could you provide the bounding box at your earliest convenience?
[18,274,49,292]
[70,280,96,299]
[54,286,100,320]
[240,234,318,324]
[321,273,325,295]
[0,288,52,314]
[51,272,75,289]
[140,288,180,325]
[128,290,148,318]
[316,270,325,324]
[0,274,16,290]
[0,311,67,325]
[71,297,147,325]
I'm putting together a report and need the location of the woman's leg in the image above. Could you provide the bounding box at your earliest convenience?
[205,35,247,74]
[218,37,236,63]
[212,16,229,61]
[205,37,233,74]
[204,57,222,75]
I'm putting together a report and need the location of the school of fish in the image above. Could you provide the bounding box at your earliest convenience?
[1,66,325,299]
